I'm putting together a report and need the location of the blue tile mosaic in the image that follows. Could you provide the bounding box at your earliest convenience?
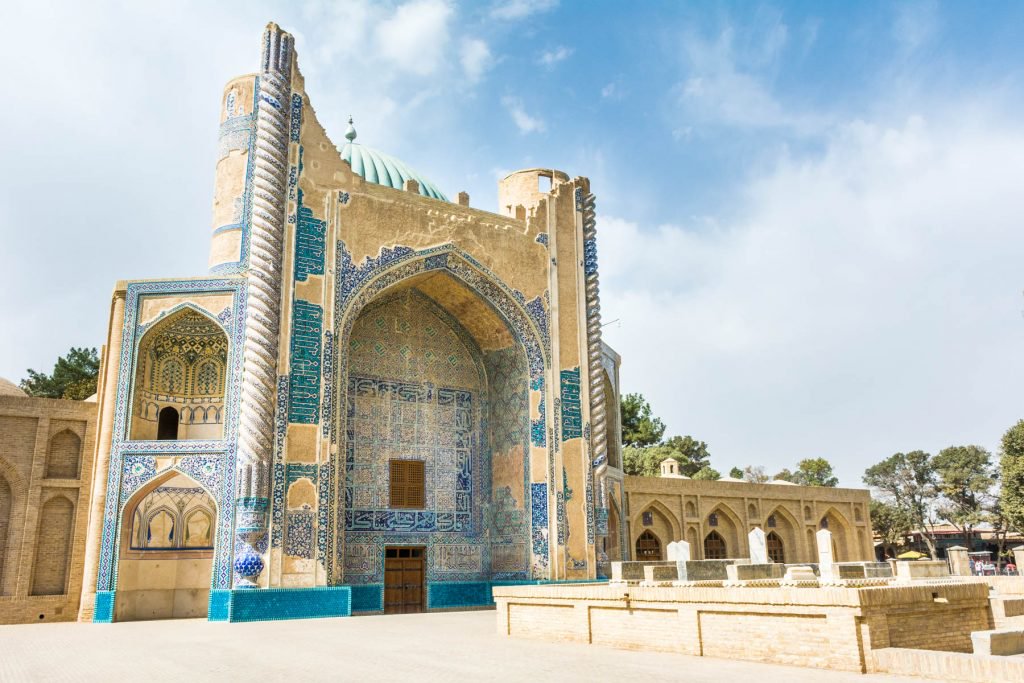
[288,300,322,423]
[427,581,491,609]
[294,189,326,282]
[350,584,384,612]
[228,586,351,622]
[208,589,231,621]
[92,591,114,623]
[560,367,582,441]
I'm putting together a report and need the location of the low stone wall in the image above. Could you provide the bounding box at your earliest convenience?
[871,647,1024,682]
[0,594,81,624]
[493,582,992,672]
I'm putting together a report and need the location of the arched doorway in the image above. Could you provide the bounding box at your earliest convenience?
[130,307,228,441]
[704,530,727,559]
[820,509,853,561]
[636,530,662,560]
[116,471,216,621]
[766,531,785,563]
[338,268,535,604]
[157,407,179,440]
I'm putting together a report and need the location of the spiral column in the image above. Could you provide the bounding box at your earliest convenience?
[579,190,607,470]
[233,23,293,588]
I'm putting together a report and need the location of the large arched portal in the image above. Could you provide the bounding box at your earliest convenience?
[115,471,216,621]
[339,270,533,610]
[129,307,228,441]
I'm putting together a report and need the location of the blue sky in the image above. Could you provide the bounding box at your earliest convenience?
[2,0,1024,486]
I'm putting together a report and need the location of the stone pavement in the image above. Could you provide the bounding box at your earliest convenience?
[0,610,922,682]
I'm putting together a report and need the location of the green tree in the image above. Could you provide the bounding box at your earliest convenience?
[863,451,937,558]
[620,393,666,447]
[692,466,721,480]
[728,466,744,479]
[661,435,711,476]
[772,468,796,483]
[870,499,911,559]
[932,445,995,551]
[621,436,712,478]
[21,347,99,400]
[1001,419,1024,535]
[793,457,839,487]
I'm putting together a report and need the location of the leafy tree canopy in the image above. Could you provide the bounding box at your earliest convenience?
[932,445,995,532]
[773,468,795,482]
[21,347,99,400]
[622,435,711,478]
[1001,420,1024,534]
[691,465,721,480]
[870,499,912,556]
[728,466,744,479]
[620,393,666,447]
[793,457,839,487]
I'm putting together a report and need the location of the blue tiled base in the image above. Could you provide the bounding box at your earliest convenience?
[350,584,384,612]
[93,591,115,623]
[228,586,352,622]
[427,581,491,609]
[351,580,602,613]
[208,589,231,621]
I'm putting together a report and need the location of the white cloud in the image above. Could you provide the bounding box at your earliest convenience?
[460,38,492,83]
[675,23,826,133]
[374,0,453,76]
[601,82,618,99]
[502,96,546,133]
[538,45,572,67]
[600,109,1024,486]
[490,0,558,21]
[893,0,939,52]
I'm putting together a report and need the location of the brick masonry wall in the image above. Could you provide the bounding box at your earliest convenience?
[494,582,992,672]
[0,396,97,624]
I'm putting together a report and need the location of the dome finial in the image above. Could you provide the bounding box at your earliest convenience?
[345,115,357,142]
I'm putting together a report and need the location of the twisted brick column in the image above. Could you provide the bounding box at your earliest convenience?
[579,190,606,470]
[233,23,293,587]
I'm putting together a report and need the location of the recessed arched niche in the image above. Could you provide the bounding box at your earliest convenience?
[129,308,229,441]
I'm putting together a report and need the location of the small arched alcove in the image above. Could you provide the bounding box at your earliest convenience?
[30,495,75,595]
[116,471,216,621]
[130,307,228,441]
[45,430,82,479]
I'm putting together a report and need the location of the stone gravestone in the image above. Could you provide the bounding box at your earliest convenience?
[946,546,971,576]
[668,540,691,581]
[816,528,834,581]
[749,527,768,564]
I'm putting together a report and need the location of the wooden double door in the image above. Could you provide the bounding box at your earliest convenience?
[384,546,424,614]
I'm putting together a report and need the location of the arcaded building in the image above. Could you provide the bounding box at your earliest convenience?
[623,462,874,565]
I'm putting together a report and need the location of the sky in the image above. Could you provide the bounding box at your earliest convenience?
[2,0,1024,486]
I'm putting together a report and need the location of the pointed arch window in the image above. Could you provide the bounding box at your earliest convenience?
[636,530,661,560]
[704,530,727,560]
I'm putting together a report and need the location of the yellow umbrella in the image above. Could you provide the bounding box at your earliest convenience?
[896,550,927,559]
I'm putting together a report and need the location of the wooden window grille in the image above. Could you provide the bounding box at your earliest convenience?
[767,531,785,563]
[635,530,661,560]
[389,460,425,509]
[704,530,727,560]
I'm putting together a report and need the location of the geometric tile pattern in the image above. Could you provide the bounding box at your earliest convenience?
[560,367,582,441]
[288,300,322,423]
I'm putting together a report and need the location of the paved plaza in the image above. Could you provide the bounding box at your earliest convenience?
[0,610,921,682]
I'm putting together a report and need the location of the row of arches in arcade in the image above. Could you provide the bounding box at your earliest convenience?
[633,502,864,563]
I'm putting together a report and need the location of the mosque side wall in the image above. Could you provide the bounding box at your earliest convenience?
[0,396,97,624]
[623,477,875,564]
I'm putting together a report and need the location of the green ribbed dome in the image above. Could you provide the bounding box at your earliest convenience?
[339,118,448,201]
